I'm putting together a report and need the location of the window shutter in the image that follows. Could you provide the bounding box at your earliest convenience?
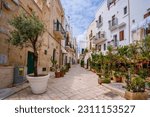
[119,30,124,41]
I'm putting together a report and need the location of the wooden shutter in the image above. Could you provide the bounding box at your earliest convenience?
[119,30,124,41]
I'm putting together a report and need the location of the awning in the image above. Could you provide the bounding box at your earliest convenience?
[138,16,150,29]
[61,47,67,54]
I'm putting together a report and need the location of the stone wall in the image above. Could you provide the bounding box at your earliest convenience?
[0,66,14,89]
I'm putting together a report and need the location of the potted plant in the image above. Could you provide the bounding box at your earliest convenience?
[60,66,65,77]
[9,13,50,94]
[65,64,69,72]
[50,57,57,72]
[98,72,111,85]
[114,71,122,82]
[55,64,61,78]
[80,59,84,67]
[125,77,148,100]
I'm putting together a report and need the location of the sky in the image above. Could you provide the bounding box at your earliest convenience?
[61,0,105,43]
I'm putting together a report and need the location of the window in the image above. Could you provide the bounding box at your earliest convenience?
[124,6,127,15]
[104,43,106,51]
[112,15,116,26]
[99,15,102,23]
[119,30,124,41]
[44,50,47,55]
[98,31,101,38]
[42,68,46,71]
[113,35,118,47]
[98,45,101,51]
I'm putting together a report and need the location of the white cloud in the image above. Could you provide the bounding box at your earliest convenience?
[61,0,104,37]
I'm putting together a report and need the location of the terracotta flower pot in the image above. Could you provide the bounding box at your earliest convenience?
[55,72,61,78]
[60,71,64,77]
[115,77,122,82]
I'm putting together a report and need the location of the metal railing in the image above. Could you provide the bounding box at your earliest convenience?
[96,18,103,28]
[54,20,66,35]
[109,18,118,29]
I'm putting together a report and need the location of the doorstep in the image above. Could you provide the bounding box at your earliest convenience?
[102,83,126,98]
[0,83,29,100]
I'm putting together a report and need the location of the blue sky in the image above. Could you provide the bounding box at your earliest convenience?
[61,0,105,40]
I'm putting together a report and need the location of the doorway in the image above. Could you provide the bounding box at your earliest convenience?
[27,51,34,74]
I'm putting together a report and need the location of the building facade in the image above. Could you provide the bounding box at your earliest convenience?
[86,0,150,54]
[0,0,69,88]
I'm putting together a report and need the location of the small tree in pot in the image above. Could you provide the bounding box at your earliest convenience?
[125,77,148,100]
[9,13,50,94]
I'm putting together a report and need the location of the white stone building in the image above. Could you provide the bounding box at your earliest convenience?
[86,0,150,54]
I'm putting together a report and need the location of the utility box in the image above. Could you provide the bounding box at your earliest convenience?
[13,66,26,85]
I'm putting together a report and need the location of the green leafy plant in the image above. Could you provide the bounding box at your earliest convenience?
[102,78,111,84]
[60,66,65,72]
[80,59,84,67]
[9,13,44,76]
[127,77,145,92]
[137,68,148,79]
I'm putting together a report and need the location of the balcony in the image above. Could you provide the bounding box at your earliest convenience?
[93,32,107,44]
[107,0,116,10]
[109,18,118,31]
[96,18,103,29]
[89,33,93,39]
[53,20,65,39]
[65,42,74,52]
[108,39,119,50]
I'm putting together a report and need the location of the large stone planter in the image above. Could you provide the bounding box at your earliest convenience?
[0,66,14,88]
[124,91,148,100]
[27,74,50,94]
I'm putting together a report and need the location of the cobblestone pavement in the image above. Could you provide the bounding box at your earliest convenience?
[6,65,125,100]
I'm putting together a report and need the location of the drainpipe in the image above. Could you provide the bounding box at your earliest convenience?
[128,0,131,44]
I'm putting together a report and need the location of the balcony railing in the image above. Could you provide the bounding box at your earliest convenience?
[89,33,93,39]
[109,18,118,31]
[65,42,75,52]
[53,20,66,39]
[96,18,103,28]
[108,39,119,49]
[93,32,106,44]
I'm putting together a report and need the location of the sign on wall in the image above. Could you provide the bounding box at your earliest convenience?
[0,54,7,64]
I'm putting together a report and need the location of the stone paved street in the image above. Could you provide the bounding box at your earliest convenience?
[6,65,125,100]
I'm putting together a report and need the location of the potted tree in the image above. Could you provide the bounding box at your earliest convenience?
[125,77,148,100]
[9,13,50,94]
